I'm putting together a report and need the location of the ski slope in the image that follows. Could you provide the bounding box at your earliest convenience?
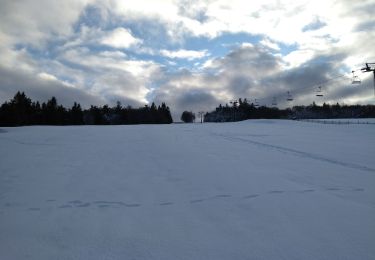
[0,120,374,260]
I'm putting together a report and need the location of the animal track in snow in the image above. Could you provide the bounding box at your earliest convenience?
[26,186,366,212]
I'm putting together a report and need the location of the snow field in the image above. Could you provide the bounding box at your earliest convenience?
[0,120,374,259]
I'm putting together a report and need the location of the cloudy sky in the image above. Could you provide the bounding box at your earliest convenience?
[1,0,374,119]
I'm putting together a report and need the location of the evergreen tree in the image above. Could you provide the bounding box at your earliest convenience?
[181,111,195,123]
[69,102,84,125]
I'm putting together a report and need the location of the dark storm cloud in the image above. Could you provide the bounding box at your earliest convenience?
[207,44,283,98]
[153,88,219,119]
[325,76,374,102]
[227,76,254,97]
[176,89,218,107]
[276,61,336,90]
[254,52,358,105]
[214,44,281,73]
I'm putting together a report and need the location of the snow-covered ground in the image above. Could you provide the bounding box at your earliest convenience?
[0,120,374,260]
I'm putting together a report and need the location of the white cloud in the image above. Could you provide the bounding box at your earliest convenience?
[101,27,142,49]
[58,47,163,104]
[0,64,104,108]
[260,38,280,51]
[201,59,214,69]
[160,49,208,60]
[241,42,254,48]
[0,0,92,46]
[0,0,374,117]
[283,49,315,68]
[62,49,160,79]
[38,72,58,81]
[37,72,76,88]
[98,50,127,58]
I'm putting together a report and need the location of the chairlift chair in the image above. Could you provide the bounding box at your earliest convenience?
[351,71,361,84]
[286,91,293,101]
[271,97,277,106]
[254,99,260,107]
[316,86,323,97]
[230,100,238,107]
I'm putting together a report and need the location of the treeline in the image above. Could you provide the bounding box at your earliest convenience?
[291,102,375,119]
[204,98,288,122]
[0,92,173,126]
[204,98,375,122]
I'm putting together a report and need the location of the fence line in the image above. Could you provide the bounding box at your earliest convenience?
[297,119,375,125]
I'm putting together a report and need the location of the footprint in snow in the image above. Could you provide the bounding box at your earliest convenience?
[326,188,340,191]
[98,205,110,208]
[68,200,82,204]
[190,199,205,204]
[124,203,140,207]
[28,207,40,211]
[58,205,72,209]
[242,194,259,199]
[268,190,284,194]
[159,202,174,206]
[298,189,315,193]
[214,194,232,198]
[76,203,90,207]
[93,201,125,206]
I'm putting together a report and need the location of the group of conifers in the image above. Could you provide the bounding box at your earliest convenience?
[1,92,374,126]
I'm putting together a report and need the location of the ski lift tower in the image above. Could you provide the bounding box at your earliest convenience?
[361,63,375,96]
[197,111,204,123]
